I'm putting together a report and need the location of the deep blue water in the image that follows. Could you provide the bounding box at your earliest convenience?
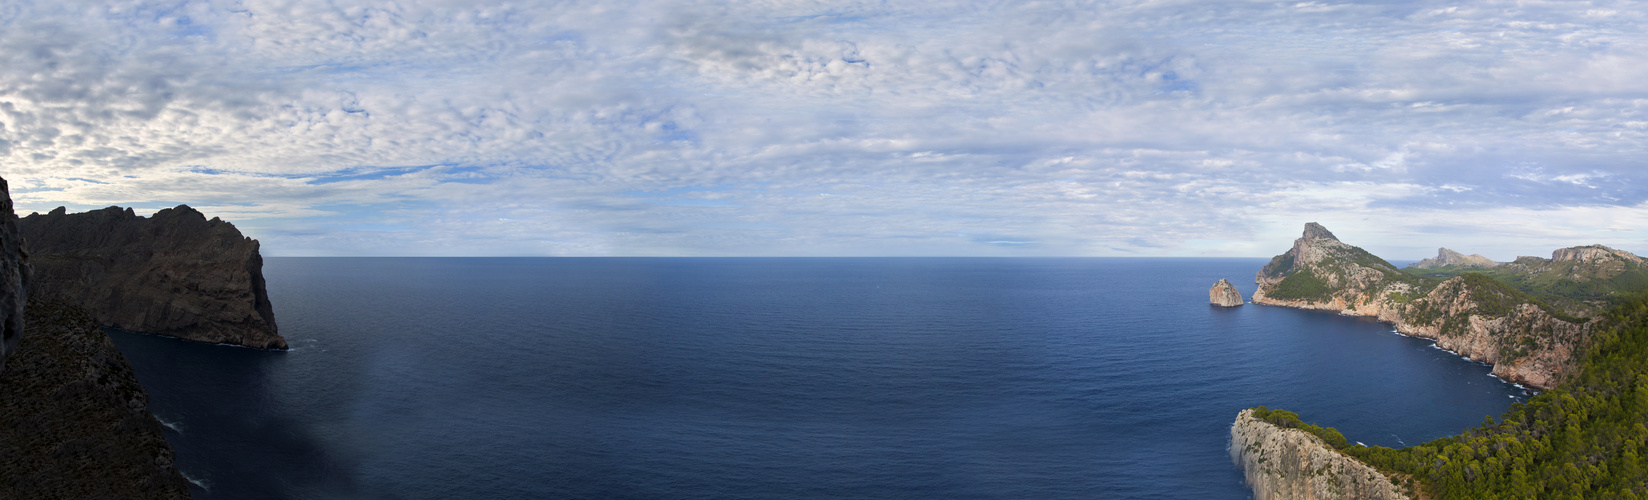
[105,258,1530,499]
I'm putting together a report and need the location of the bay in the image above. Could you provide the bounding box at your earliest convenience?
[107,258,1528,499]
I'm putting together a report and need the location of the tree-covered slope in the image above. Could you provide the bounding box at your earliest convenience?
[1405,245,1648,317]
[1251,291,1648,499]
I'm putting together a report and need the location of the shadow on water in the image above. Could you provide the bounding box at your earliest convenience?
[104,328,359,500]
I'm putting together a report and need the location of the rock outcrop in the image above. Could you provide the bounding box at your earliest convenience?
[18,205,285,349]
[1252,223,1588,389]
[1411,247,1500,269]
[0,177,28,373]
[1210,278,1244,307]
[1230,409,1409,500]
[0,298,192,499]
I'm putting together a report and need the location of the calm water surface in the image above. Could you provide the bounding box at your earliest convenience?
[106,258,1529,499]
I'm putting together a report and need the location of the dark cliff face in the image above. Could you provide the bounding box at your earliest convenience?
[19,205,285,349]
[0,177,29,373]
[0,299,192,498]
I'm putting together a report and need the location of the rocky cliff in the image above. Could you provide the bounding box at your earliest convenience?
[1230,409,1409,500]
[0,298,192,498]
[0,177,27,373]
[1252,223,1588,389]
[19,205,285,349]
[1411,247,1500,269]
[1210,278,1244,307]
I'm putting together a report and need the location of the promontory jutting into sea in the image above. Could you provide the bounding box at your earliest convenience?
[4,166,1646,498]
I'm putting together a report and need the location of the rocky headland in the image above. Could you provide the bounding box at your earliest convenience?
[0,176,190,498]
[1210,278,1244,307]
[19,205,285,349]
[1230,408,1409,500]
[1251,223,1589,390]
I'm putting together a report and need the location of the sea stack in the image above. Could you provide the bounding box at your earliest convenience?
[1210,278,1244,307]
[18,205,286,349]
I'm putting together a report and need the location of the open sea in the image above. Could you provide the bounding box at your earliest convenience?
[105,258,1531,499]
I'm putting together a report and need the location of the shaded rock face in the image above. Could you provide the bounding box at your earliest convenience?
[1411,247,1500,269]
[1230,409,1409,500]
[1210,278,1244,307]
[0,177,28,373]
[19,205,285,349]
[0,299,191,499]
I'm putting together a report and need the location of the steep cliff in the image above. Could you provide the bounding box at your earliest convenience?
[1210,278,1244,307]
[1411,248,1500,269]
[0,177,27,373]
[1230,408,1409,500]
[19,205,285,349]
[1252,223,1588,389]
[0,298,192,498]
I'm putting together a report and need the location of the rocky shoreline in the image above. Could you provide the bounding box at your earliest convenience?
[1230,408,1409,500]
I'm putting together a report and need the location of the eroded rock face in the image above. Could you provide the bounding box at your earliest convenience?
[1230,409,1409,500]
[1210,278,1244,307]
[19,205,285,349]
[1551,244,1643,264]
[0,177,29,373]
[1411,247,1500,269]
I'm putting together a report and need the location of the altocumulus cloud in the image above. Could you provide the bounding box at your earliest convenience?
[2,0,1647,257]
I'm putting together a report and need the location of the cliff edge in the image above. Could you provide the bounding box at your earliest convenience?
[0,299,192,498]
[1230,408,1409,500]
[1252,223,1587,389]
[0,177,27,373]
[19,205,285,349]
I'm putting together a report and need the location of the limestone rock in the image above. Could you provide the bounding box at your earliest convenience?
[0,177,28,374]
[1210,278,1244,307]
[1551,244,1643,264]
[1230,409,1409,500]
[18,205,285,349]
[1411,247,1500,269]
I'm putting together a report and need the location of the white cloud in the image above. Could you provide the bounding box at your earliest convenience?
[0,0,1645,256]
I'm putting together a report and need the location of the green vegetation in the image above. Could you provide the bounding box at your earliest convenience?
[1254,292,1648,499]
[1251,406,1349,450]
[1407,258,1648,314]
[1267,269,1333,301]
[1450,273,1584,325]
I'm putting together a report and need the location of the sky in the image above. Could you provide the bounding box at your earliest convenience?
[2,0,1647,258]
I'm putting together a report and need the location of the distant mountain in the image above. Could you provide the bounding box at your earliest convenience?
[1405,244,1648,316]
[1410,247,1500,269]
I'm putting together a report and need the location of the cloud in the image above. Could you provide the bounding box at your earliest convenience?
[1,0,1646,256]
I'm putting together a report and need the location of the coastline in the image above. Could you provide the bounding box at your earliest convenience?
[1250,287,1573,391]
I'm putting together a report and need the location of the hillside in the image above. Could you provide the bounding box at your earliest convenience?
[1405,245,1648,317]
[1245,291,1648,499]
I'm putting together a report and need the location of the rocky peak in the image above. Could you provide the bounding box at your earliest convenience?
[1302,222,1338,241]
[1552,245,1643,264]
[1411,247,1501,269]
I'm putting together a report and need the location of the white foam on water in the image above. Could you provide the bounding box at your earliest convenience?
[181,471,210,491]
[155,416,182,433]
